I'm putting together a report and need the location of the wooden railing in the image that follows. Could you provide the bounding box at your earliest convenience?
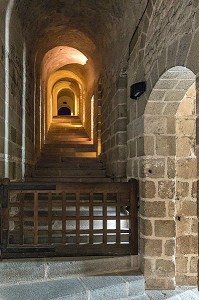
[0,179,138,258]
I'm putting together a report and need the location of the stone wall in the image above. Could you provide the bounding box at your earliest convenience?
[0,1,35,180]
[126,0,199,289]
[101,76,127,178]
[175,84,197,285]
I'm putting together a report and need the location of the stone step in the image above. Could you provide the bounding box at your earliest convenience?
[43,143,95,149]
[0,271,145,300]
[46,137,91,142]
[32,168,106,177]
[37,157,101,163]
[35,162,104,169]
[38,152,97,159]
[41,147,96,153]
[0,255,140,285]
[26,177,113,183]
[45,140,93,145]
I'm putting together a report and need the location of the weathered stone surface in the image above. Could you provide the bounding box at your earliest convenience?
[176,236,198,255]
[158,181,175,199]
[140,218,153,236]
[156,259,175,276]
[176,257,188,273]
[190,256,198,273]
[164,239,175,256]
[181,201,197,216]
[155,220,175,238]
[140,200,166,218]
[141,158,165,178]
[156,136,176,156]
[140,181,156,198]
[176,158,197,179]
[176,181,189,198]
[141,238,162,257]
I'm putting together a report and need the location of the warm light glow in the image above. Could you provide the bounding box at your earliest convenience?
[91,96,94,140]
[42,46,88,81]
[46,70,84,130]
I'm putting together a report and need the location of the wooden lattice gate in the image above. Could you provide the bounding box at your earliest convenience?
[0,180,138,258]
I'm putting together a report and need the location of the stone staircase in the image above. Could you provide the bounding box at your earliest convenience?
[13,116,146,299]
[27,116,111,183]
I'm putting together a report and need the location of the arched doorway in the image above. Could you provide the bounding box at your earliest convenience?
[58,107,71,116]
[140,66,197,288]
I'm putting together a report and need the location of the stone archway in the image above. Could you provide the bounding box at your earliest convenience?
[140,67,197,289]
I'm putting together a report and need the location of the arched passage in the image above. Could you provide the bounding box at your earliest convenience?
[140,67,197,288]
[58,107,71,116]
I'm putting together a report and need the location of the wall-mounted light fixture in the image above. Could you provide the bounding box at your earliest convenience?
[130,81,146,99]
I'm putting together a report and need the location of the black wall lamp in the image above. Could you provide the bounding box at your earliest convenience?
[130,81,146,99]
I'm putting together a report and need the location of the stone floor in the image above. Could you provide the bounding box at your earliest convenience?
[145,287,199,300]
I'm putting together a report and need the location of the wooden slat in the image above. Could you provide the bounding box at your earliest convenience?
[116,192,120,244]
[48,192,52,244]
[103,193,107,244]
[34,192,38,245]
[76,193,80,244]
[129,179,138,255]
[62,192,66,244]
[89,193,93,244]
[19,195,24,245]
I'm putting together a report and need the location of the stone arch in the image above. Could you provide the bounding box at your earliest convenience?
[57,89,75,116]
[140,66,197,289]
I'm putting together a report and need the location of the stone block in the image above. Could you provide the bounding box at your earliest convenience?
[176,158,197,179]
[176,136,195,158]
[144,135,155,155]
[141,238,162,257]
[181,201,197,216]
[145,116,167,135]
[176,236,198,255]
[116,132,127,145]
[176,274,197,286]
[191,219,198,234]
[140,180,156,198]
[145,277,175,290]
[81,275,127,300]
[140,218,153,236]
[176,257,188,273]
[155,220,175,237]
[176,218,192,236]
[164,239,175,256]
[164,90,185,102]
[156,259,175,276]
[148,89,166,102]
[191,181,197,197]
[141,158,165,179]
[176,118,195,137]
[167,157,175,179]
[190,256,198,273]
[156,136,176,156]
[176,181,189,198]
[155,79,179,90]
[168,201,175,218]
[144,102,165,115]
[129,140,136,158]
[164,103,179,116]
[158,180,175,199]
[167,117,176,134]
[140,200,166,218]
